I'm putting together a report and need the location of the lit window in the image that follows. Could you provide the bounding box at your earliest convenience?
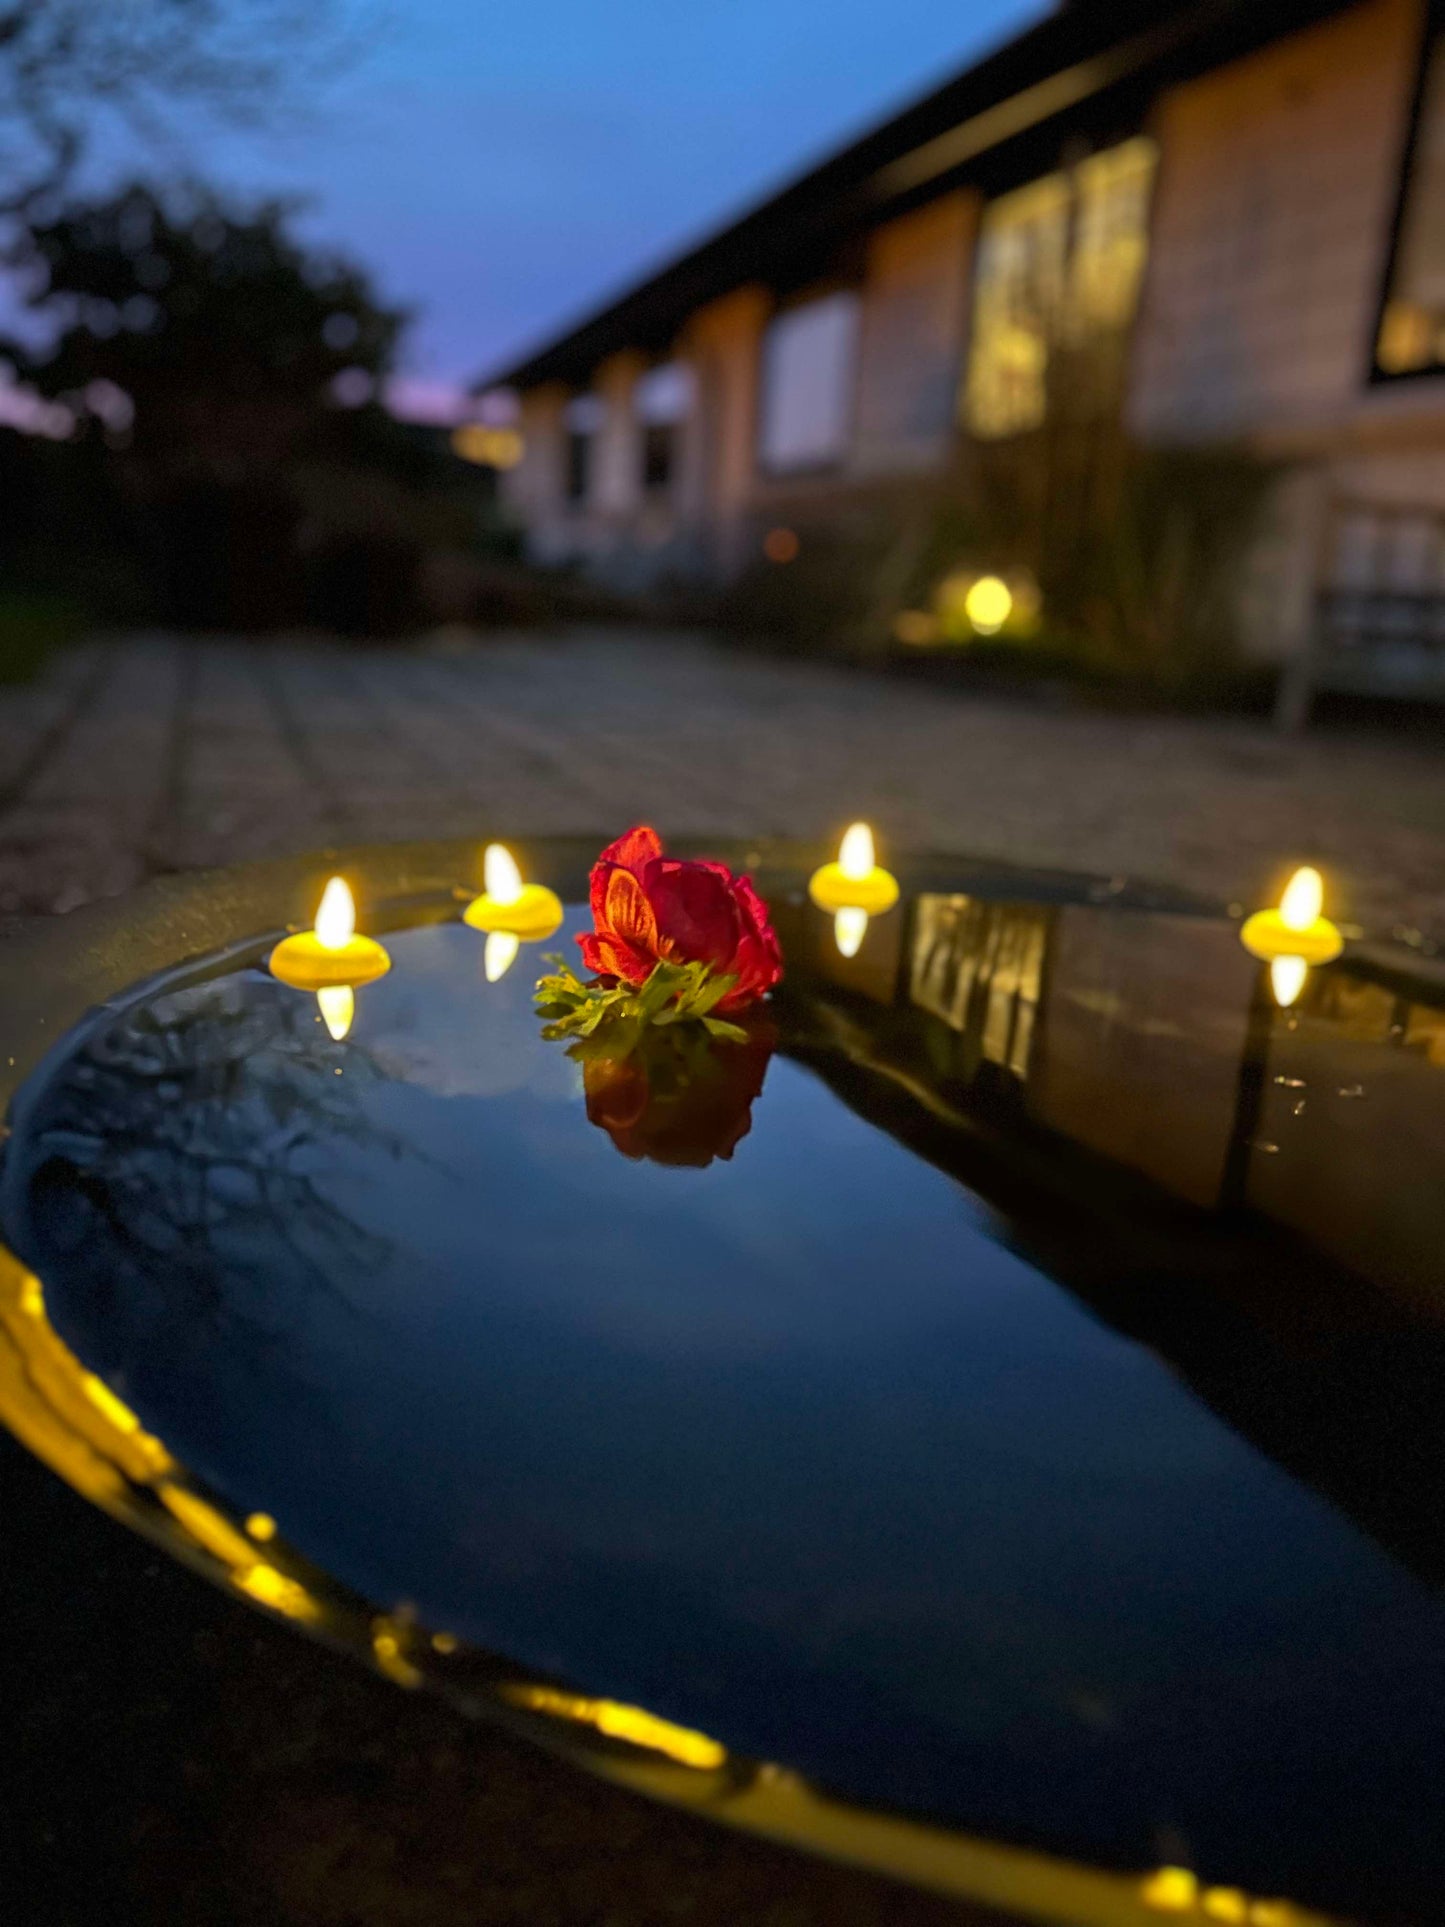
[1376,28,1445,377]
[636,362,692,493]
[758,291,860,472]
[962,137,1157,439]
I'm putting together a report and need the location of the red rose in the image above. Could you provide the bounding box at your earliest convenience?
[578,826,783,1013]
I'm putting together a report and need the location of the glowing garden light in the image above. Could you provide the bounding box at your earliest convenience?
[963,574,1013,635]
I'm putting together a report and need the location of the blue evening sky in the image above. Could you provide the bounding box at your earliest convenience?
[138,0,1042,413]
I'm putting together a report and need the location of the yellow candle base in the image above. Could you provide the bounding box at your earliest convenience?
[462,884,563,939]
[808,865,899,916]
[269,931,391,990]
[1239,910,1342,966]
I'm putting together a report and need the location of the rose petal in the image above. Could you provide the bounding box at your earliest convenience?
[647,858,742,965]
[588,826,662,930]
[578,928,654,984]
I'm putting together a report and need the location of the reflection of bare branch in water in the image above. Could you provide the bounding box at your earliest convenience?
[14,971,411,1370]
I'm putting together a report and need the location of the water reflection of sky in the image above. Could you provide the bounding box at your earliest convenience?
[9,916,1445,1905]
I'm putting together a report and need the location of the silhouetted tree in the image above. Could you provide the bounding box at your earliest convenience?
[7,182,406,475]
[0,0,359,211]
[3,183,412,627]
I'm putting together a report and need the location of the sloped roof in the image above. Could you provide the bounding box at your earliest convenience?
[476,0,1348,391]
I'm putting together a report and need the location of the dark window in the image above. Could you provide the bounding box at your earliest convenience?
[565,429,590,503]
[635,363,691,495]
[1375,9,1445,380]
[641,422,674,491]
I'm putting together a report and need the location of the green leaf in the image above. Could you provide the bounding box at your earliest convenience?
[702,1016,748,1041]
[533,951,759,1043]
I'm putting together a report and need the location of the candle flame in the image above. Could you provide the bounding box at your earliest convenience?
[834,907,869,958]
[839,823,875,883]
[484,842,524,907]
[1271,955,1309,1008]
[1279,866,1323,933]
[317,985,354,1039]
[484,930,520,982]
[315,876,355,950]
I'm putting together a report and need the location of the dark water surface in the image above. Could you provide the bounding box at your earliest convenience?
[5,897,1445,1918]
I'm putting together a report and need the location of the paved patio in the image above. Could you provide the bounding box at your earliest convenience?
[2,627,1444,941]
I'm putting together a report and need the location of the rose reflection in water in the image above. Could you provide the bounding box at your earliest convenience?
[577,1021,775,1169]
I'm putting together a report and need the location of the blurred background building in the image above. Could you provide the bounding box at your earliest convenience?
[487,0,1445,718]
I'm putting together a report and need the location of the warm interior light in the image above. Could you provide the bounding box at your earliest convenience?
[484,842,524,907]
[839,823,875,882]
[834,907,868,958]
[964,574,1013,634]
[484,930,520,982]
[317,984,354,1039]
[1279,866,1323,933]
[1270,955,1309,1008]
[315,876,355,950]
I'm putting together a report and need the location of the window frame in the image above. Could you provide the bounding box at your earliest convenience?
[1369,0,1445,388]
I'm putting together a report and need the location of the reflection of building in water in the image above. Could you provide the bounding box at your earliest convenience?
[1028,909,1255,1210]
[1248,962,1445,1316]
[910,895,1048,1084]
[899,896,1445,1312]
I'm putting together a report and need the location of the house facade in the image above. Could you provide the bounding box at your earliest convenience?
[481,0,1445,710]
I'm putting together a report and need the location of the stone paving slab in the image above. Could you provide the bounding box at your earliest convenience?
[2,627,1443,942]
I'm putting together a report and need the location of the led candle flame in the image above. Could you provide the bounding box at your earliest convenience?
[1279,865,1323,933]
[269,876,390,991]
[484,842,524,908]
[809,822,900,918]
[1240,864,1343,966]
[839,822,874,883]
[315,875,355,950]
[464,843,563,940]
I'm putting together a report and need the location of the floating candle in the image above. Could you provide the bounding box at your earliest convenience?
[808,823,899,917]
[1240,866,1343,966]
[463,843,563,940]
[269,877,391,991]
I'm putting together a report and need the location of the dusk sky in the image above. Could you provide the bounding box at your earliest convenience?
[143,0,1042,416]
